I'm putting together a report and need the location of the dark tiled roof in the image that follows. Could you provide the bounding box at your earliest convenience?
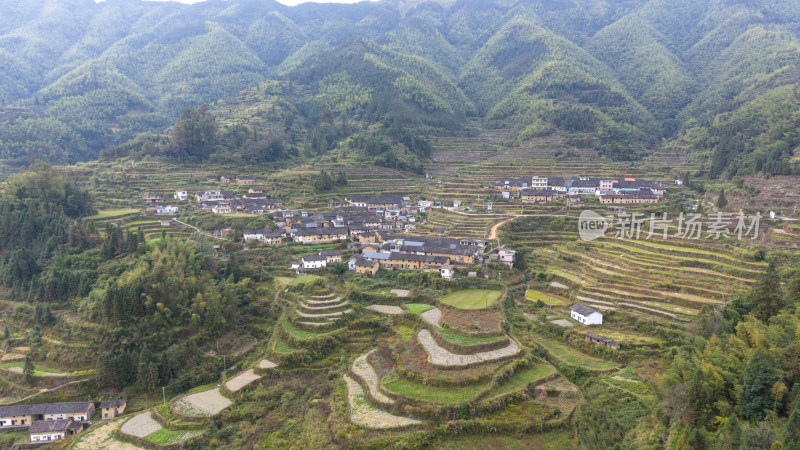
[29,419,71,434]
[294,227,349,237]
[99,400,126,409]
[319,250,343,256]
[345,194,408,205]
[0,402,93,418]
[302,254,328,262]
[585,333,614,343]
[570,303,600,316]
[355,259,378,268]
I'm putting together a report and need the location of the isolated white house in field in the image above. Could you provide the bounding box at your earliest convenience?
[570,303,603,325]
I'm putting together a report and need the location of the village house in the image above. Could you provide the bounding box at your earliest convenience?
[243,188,266,199]
[520,189,565,202]
[155,205,178,216]
[440,264,454,280]
[28,419,81,443]
[99,400,126,420]
[220,175,231,183]
[301,254,328,269]
[570,304,603,325]
[235,176,256,185]
[598,192,660,204]
[142,193,162,203]
[173,190,188,201]
[0,402,95,428]
[498,247,516,268]
[584,333,620,349]
[195,190,224,203]
[343,194,409,209]
[355,258,379,275]
[319,249,343,263]
[293,227,349,244]
[211,204,232,215]
[381,252,450,270]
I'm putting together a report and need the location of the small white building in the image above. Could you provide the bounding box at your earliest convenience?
[211,205,232,215]
[498,247,516,268]
[301,254,328,269]
[174,190,188,201]
[569,304,603,326]
[155,205,178,216]
[440,264,454,280]
[453,200,462,208]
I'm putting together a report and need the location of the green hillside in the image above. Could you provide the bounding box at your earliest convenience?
[2,0,800,174]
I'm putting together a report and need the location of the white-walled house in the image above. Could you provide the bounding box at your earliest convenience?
[440,264,454,280]
[569,304,603,325]
[301,254,328,269]
[174,190,188,201]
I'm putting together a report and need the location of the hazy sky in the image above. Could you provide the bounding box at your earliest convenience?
[134,0,373,4]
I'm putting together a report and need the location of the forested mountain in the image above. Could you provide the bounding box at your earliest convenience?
[1,0,800,176]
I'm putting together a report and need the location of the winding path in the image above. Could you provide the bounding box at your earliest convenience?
[352,351,394,405]
[343,375,420,429]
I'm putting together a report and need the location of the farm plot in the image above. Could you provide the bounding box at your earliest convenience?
[173,388,232,417]
[417,330,520,368]
[439,290,502,310]
[71,418,142,450]
[144,429,204,445]
[382,377,483,404]
[526,290,568,305]
[366,305,404,315]
[120,412,162,438]
[343,375,422,429]
[536,339,617,371]
[225,369,261,392]
[489,364,557,397]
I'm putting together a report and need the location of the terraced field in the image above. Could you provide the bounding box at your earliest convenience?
[536,339,618,371]
[505,219,764,324]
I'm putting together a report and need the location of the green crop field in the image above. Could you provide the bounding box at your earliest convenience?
[437,430,574,449]
[0,362,68,376]
[382,377,483,403]
[86,208,140,219]
[490,364,558,397]
[290,275,324,287]
[281,318,321,340]
[145,428,203,445]
[536,339,618,371]
[437,328,507,346]
[439,290,502,310]
[405,303,433,314]
[526,290,568,305]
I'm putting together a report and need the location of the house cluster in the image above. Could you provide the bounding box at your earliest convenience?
[219,175,257,185]
[174,187,283,215]
[0,400,125,443]
[263,195,421,245]
[291,250,343,270]
[495,176,663,204]
[348,233,487,279]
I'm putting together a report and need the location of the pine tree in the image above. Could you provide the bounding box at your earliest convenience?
[716,189,728,208]
[783,388,800,450]
[750,261,784,321]
[23,353,35,385]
